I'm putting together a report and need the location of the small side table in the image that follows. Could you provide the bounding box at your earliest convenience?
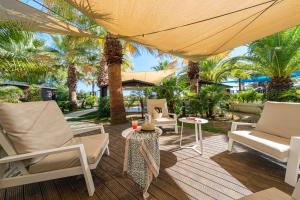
[179,117,208,154]
[122,126,162,199]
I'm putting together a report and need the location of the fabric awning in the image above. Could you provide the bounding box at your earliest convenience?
[122,69,176,85]
[66,0,300,60]
[122,80,155,90]
[0,0,91,37]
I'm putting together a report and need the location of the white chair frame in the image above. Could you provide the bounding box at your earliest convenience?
[0,123,109,196]
[145,99,178,134]
[228,122,300,186]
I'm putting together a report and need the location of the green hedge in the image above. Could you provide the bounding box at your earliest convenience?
[98,97,110,118]
[0,86,24,103]
[230,89,263,103]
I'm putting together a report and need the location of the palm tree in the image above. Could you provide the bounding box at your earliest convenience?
[187,61,200,93]
[97,32,143,98]
[104,33,127,124]
[0,22,53,84]
[50,35,91,110]
[235,26,300,97]
[199,52,231,83]
[97,55,108,97]
[151,60,176,71]
[230,68,251,91]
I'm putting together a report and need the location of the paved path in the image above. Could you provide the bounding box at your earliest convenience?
[64,108,97,119]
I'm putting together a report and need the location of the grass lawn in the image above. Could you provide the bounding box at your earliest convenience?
[67,111,110,123]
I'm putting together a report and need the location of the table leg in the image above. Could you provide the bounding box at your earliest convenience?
[198,123,203,154]
[179,122,202,155]
[195,123,199,144]
[180,121,184,147]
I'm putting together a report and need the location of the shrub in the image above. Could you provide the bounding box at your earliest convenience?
[55,85,68,102]
[86,95,97,108]
[98,97,110,117]
[266,87,300,102]
[57,100,72,112]
[230,89,263,103]
[0,86,24,103]
[152,76,187,114]
[77,90,89,100]
[199,85,225,118]
[27,86,42,101]
[185,85,226,118]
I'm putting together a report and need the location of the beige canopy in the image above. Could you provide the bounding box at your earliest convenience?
[66,0,300,60]
[122,69,177,85]
[0,0,91,37]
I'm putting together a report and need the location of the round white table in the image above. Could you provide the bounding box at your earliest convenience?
[179,117,208,155]
[121,126,163,138]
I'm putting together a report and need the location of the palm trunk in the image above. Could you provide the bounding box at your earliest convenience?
[104,33,126,124]
[97,53,108,97]
[187,61,199,94]
[267,77,293,100]
[67,63,78,111]
[268,77,293,91]
[92,80,95,96]
[100,86,108,97]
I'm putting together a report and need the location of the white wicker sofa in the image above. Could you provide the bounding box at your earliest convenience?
[0,101,109,196]
[228,101,300,186]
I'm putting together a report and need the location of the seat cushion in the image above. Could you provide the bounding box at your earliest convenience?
[0,101,73,156]
[256,101,300,139]
[239,187,291,200]
[154,117,176,125]
[228,130,290,160]
[29,133,109,173]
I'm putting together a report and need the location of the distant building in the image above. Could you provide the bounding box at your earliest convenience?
[0,81,56,101]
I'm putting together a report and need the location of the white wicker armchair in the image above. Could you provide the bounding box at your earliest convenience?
[145,99,178,133]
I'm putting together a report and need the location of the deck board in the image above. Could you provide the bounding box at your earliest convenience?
[0,123,294,200]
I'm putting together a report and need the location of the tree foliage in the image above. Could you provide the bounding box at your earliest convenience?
[0,22,54,84]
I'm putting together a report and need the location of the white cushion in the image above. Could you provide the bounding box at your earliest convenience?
[0,101,73,157]
[154,117,176,125]
[256,101,300,139]
[228,130,290,160]
[29,133,109,173]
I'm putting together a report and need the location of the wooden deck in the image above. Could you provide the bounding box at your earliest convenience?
[0,123,294,200]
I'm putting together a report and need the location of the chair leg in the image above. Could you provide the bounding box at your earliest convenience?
[285,138,300,186]
[228,138,234,152]
[105,146,110,156]
[175,124,179,134]
[78,145,95,196]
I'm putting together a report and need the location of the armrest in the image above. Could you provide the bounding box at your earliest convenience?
[70,122,106,136]
[168,113,177,120]
[290,136,300,146]
[0,144,84,164]
[231,122,256,131]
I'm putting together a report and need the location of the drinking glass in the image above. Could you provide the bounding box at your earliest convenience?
[131,120,138,129]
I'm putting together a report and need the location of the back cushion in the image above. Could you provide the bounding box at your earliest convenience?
[255,101,300,139]
[147,99,169,117]
[0,101,73,155]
